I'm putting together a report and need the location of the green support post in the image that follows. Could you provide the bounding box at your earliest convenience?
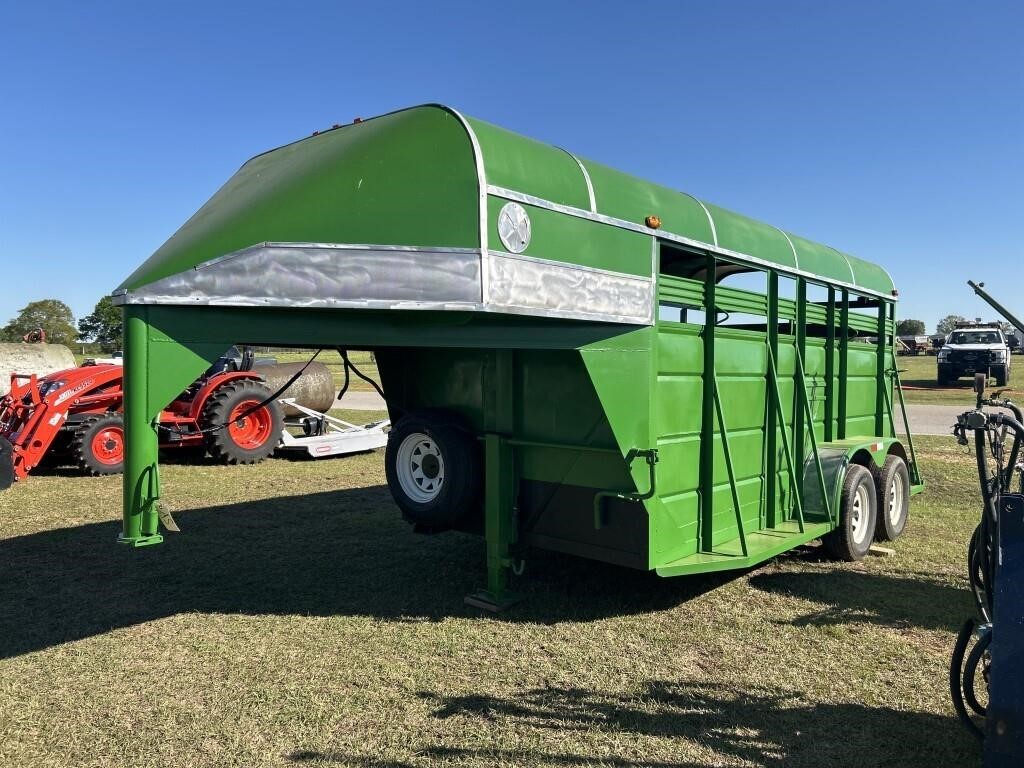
[824,288,836,441]
[119,306,164,547]
[838,291,849,439]
[765,272,779,529]
[875,301,888,437]
[794,278,807,502]
[699,255,717,553]
[465,349,522,612]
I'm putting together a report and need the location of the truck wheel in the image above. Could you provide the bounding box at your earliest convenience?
[73,413,125,476]
[993,366,1008,387]
[385,410,480,531]
[202,379,283,464]
[822,464,877,561]
[873,455,910,541]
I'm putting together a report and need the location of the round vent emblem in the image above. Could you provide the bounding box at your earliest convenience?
[497,202,531,253]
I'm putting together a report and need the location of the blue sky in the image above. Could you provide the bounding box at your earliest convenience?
[1,1,1020,333]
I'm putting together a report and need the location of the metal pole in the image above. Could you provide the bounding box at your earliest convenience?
[119,305,163,547]
[968,280,1024,333]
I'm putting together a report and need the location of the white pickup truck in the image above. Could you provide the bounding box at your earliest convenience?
[938,327,1011,386]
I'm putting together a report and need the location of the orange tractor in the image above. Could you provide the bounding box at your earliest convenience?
[0,348,282,489]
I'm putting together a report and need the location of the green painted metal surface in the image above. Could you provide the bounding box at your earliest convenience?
[115,104,918,597]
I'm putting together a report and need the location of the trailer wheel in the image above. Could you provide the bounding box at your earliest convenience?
[385,411,480,531]
[873,455,910,541]
[822,464,877,561]
[73,413,125,476]
[202,379,283,464]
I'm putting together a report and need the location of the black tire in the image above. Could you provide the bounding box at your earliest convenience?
[37,429,73,468]
[938,367,956,386]
[384,410,481,531]
[993,365,1008,387]
[72,413,125,476]
[0,436,14,490]
[873,455,910,541]
[822,464,877,561]
[201,379,283,464]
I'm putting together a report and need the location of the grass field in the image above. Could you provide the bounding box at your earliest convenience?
[0,432,983,768]
[897,352,1024,405]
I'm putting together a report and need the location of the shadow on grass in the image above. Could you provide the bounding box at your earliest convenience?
[899,376,973,391]
[0,486,738,659]
[287,680,977,767]
[747,568,972,632]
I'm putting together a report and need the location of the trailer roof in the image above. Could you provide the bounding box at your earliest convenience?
[117,104,895,306]
[465,114,895,296]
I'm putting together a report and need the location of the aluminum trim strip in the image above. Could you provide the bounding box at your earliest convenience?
[117,244,484,308]
[487,250,653,325]
[773,227,801,271]
[486,184,895,301]
[559,148,597,212]
[486,248,649,281]
[686,193,718,247]
[826,245,858,285]
[446,108,490,304]
[113,291,648,325]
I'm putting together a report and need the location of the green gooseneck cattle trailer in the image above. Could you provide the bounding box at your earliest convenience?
[115,104,922,610]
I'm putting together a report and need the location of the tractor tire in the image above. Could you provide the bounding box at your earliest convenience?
[72,413,125,476]
[385,410,481,531]
[873,455,910,541]
[0,436,14,490]
[822,464,877,561]
[201,379,282,464]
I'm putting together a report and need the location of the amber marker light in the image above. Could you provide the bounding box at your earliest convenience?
[645,215,662,229]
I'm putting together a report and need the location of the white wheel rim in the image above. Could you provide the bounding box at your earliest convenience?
[889,472,905,528]
[851,483,871,546]
[395,432,445,503]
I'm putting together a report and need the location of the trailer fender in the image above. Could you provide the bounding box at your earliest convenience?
[802,437,911,521]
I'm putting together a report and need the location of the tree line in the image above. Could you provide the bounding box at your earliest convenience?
[894,316,1016,337]
[0,297,122,351]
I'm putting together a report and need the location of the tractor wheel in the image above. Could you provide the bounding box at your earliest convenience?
[822,464,877,561]
[201,379,282,464]
[873,455,910,541]
[385,410,481,531]
[72,413,125,476]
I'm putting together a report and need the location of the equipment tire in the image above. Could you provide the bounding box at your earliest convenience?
[873,455,910,541]
[202,379,283,464]
[0,436,14,490]
[73,413,125,476]
[385,410,480,531]
[823,464,877,561]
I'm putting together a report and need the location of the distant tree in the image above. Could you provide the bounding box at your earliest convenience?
[937,314,968,335]
[1,299,77,345]
[77,296,122,352]
[896,319,926,336]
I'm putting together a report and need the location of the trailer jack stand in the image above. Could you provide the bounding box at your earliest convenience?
[465,433,523,612]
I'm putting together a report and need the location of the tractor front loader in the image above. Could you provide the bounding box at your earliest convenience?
[0,354,282,490]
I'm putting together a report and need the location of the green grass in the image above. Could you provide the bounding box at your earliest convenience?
[897,352,1024,405]
[0,435,983,767]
